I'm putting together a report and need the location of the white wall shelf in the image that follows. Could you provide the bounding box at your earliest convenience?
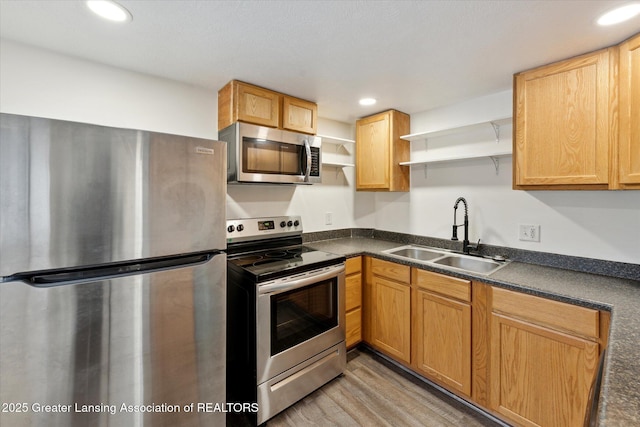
[318,134,355,146]
[400,116,512,177]
[320,134,355,170]
[401,151,512,176]
[400,150,512,166]
[401,117,512,142]
[322,161,355,168]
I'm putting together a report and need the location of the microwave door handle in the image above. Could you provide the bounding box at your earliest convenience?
[303,139,311,182]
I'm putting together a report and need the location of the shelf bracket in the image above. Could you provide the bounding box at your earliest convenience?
[423,164,428,179]
[490,121,501,143]
[490,156,500,175]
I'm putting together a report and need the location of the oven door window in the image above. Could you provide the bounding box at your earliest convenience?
[242,137,303,176]
[271,277,337,356]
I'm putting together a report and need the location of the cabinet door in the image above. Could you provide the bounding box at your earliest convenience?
[372,275,411,363]
[356,112,391,190]
[345,308,362,348]
[282,96,317,134]
[236,82,280,128]
[514,49,613,189]
[413,288,471,396]
[619,33,640,187]
[345,262,362,348]
[490,313,599,427]
[355,110,410,192]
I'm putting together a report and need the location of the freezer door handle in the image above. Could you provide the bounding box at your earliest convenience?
[10,252,215,287]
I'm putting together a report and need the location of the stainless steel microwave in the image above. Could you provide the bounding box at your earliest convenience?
[219,122,322,184]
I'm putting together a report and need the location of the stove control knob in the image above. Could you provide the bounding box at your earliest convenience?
[237,224,244,232]
[227,225,235,233]
[293,220,300,227]
[280,221,287,228]
[287,220,293,227]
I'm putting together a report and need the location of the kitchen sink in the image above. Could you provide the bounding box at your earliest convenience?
[382,245,509,276]
[386,247,446,261]
[432,255,504,275]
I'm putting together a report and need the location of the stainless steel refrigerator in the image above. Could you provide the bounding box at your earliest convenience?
[0,113,227,427]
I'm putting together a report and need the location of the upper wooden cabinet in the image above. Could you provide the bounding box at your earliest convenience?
[282,96,318,135]
[218,80,317,134]
[355,110,410,191]
[513,48,614,189]
[513,32,640,190]
[218,80,280,129]
[618,32,640,189]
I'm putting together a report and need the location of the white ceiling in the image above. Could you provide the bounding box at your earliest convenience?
[1,0,639,123]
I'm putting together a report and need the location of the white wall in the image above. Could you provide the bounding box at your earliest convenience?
[2,41,638,264]
[0,40,217,139]
[374,91,640,264]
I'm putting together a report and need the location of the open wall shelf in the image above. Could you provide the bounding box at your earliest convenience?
[400,117,512,176]
[401,117,512,142]
[319,134,355,168]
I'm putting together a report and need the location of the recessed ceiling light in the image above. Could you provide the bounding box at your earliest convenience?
[86,0,132,23]
[359,98,377,106]
[597,3,640,26]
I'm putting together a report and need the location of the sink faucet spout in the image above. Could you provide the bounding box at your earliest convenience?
[452,197,470,254]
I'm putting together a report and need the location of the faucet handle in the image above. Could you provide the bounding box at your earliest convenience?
[468,239,481,252]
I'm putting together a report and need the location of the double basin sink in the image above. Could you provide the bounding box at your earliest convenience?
[382,245,510,276]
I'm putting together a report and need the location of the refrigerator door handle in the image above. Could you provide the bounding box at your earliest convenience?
[8,252,217,287]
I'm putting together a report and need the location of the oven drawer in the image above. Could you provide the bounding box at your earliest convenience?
[257,341,346,425]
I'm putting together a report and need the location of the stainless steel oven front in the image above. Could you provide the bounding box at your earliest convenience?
[255,263,346,423]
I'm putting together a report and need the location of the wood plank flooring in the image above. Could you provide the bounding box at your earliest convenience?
[267,348,504,427]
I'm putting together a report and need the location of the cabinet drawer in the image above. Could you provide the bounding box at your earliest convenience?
[492,287,599,339]
[372,258,410,284]
[412,269,471,302]
[346,273,362,312]
[345,308,362,348]
[346,256,362,274]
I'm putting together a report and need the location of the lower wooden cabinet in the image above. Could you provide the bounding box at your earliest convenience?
[489,287,607,427]
[412,277,472,396]
[369,259,411,363]
[345,256,362,348]
[360,256,610,427]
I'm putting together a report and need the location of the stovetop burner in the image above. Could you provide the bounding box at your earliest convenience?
[228,244,343,281]
[226,215,345,281]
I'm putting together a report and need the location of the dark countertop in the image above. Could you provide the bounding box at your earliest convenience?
[306,236,640,427]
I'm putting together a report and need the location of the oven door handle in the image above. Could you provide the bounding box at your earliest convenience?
[258,264,344,295]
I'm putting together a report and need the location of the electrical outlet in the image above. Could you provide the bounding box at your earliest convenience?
[519,224,540,242]
[325,212,333,225]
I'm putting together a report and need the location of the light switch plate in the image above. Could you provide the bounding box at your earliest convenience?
[325,212,333,225]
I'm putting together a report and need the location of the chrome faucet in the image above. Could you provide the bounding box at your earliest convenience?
[452,197,472,254]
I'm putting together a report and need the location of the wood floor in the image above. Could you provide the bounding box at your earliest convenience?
[267,348,504,427]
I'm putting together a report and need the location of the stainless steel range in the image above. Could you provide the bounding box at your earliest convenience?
[226,216,346,425]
